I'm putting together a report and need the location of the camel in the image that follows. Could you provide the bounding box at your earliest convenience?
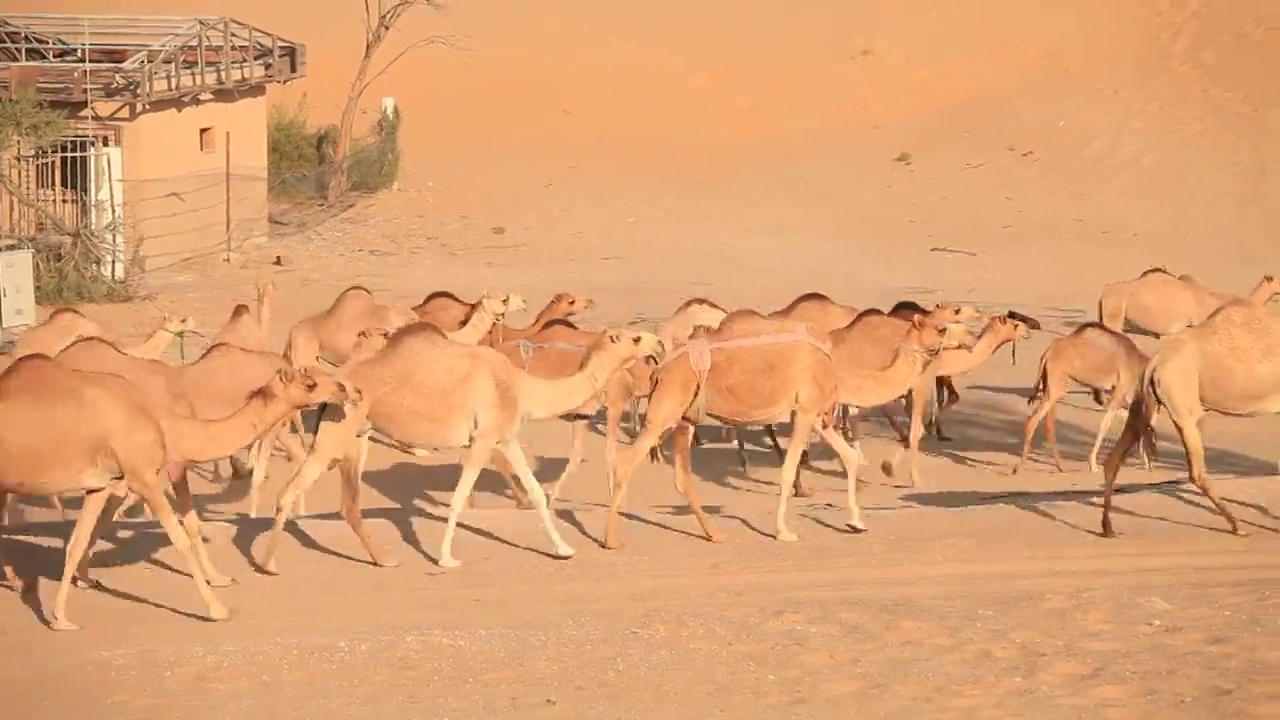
[485,318,659,508]
[1012,322,1153,475]
[284,285,421,368]
[897,311,1038,443]
[257,323,664,573]
[602,310,885,550]
[413,291,593,345]
[768,292,860,333]
[1097,269,1278,338]
[12,309,196,361]
[1099,299,1278,538]
[211,279,276,352]
[0,355,356,630]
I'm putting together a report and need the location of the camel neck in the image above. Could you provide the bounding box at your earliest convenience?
[160,392,291,463]
[130,328,175,360]
[514,349,623,420]
[838,339,932,408]
[450,306,499,345]
[256,292,272,344]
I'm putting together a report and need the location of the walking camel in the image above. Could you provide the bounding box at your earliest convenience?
[12,309,196,361]
[212,279,276,352]
[413,291,593,345]
[1097,269,1278,337]
[1099,298,1279,537]
[603,310,930,550]
[0,355,356,630]
[284,285,422,368]
[485,318,659,508]
[1012,322,1154,475]
[257,323,664,573]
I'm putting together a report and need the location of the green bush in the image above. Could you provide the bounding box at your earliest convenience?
[267,96,402,200]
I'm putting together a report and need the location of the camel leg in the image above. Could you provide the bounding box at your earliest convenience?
[169,469,235,588]
[880,404,909,443]
[337,435,399,567]
[932,376,958,442]
[261,411,363,575]
[883,386,928,487]
[483,450,535,510]
[774,412,818,542]
[670,422,724,542]
[71,492,125,589]
[1169,410,1241,535]
[50,488,112,632]
[134,479,229,624]
[605,417,679,550]
[438,443,495,568]
[736,429,752,473]
[1087,393,1126,473]
[817,421,866,531]
[1101,400,1155,537]
[767,418,815,474]
[49,494,67,521]
[1013,393,1061,474]
[548,419,589,506]
[1045,404,1067,472]
[497,439,576,559]
[0,492,21,590]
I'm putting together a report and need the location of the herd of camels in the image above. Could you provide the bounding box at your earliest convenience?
[0,267,1276,631]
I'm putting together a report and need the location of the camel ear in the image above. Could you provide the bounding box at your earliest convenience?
[277,367,298,384]
[606,331,623,344]
[911,315,926,329]
[1266,275,1276,283]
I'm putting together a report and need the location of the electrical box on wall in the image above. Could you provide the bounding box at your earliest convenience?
[0,248,37,330]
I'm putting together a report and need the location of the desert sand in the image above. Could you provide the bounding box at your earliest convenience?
[1,1,1278,718]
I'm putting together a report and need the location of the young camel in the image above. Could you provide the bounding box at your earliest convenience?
[13,309,196,361]
[1012,322,1153,475]
[0,356,355,630]
[413,291,593,345]
[603,310,871,550]
[486,318,659,508]
[257,324,664,573]
[212,279,276,352]
[1099,299,1278,538]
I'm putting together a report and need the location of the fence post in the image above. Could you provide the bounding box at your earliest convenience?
[382,96,398,191]
[224,129,232,261]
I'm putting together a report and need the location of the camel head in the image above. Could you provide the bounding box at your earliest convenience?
[162,315,199,338]
[927,303,983,327]
[549,292,595,318]
[262,366,363,409]
[909,314,970,355]
[350,327,392,362]
[479,292,527,320]
[1255,274,1280,304]
[601,329,665,364]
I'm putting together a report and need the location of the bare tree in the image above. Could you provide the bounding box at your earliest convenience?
[326,0,458,203]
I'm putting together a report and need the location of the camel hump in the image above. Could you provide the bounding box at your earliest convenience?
[673,297,728,314]
[887,300,928,317]
[47,307,87,320]
[778,291,835,312]
[60,335,124,355]
[541,318,581,331]
[417,289,467,306]
[1139,266,1175,278]
[337,285,375,298]
[227,303,253,320]
[386,321,448,347]
[850,307,887,323]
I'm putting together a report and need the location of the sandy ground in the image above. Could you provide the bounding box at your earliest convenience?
[3,1,1280,718]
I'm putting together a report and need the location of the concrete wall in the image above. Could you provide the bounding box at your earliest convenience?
[69,88,270,271]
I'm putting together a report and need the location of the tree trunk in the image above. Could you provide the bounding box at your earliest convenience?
[325,50,378,204]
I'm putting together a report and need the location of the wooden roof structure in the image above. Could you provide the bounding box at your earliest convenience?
[0,14,306,105]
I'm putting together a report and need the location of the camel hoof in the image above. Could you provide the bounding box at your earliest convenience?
[880,460,896,478]
[602,539,623,551]
[707,532,728,544]
[72,576,100,590]
[552,546,576,560]
[792,485,816,498]
[208,604,231,622]
[515,500,537,511]
[258,559,280,576]
[1231,528,1249,537]
[1101,528,1119,539]
[438,557,462,569]
[374,556,401,568]
[208,575,237,588]
[50,618,81,632]
[775,530,799,543]
[846,521,868,533]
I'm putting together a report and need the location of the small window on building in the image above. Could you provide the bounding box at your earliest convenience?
[199,127,216,154]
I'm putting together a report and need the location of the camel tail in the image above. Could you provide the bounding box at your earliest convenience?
[1027,350,1050,406]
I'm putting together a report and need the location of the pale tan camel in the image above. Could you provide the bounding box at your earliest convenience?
[766,307,973,488]
[603,310,876,550]
[0,355,355,630]
[284,285,421,368]
[1012,322,1154,475]
[768,291,860,333]
[211,279,276,352]
[413,291,592,345]
[258,323,664,573]
[13,309,196,361]
[896,311,1036,445]
[1099,299,1278,537]
[1097,269,1278,337]
[486,318,659,508]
